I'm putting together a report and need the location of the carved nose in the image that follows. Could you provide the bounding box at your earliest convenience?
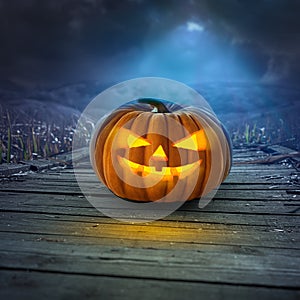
[151,145,168,161]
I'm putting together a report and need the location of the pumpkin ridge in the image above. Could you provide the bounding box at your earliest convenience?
[178,113,204,200]
[102,111,140,196]
[144,113,169,201]
[162,113,170,200]
[94,108,136,185]
[173,113,185,200]
[187,113,209,199]
[123,112,152,200]
[190,112,227,196]
[167,113,185,200]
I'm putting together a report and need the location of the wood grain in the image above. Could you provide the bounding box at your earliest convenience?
[0,147,299,299]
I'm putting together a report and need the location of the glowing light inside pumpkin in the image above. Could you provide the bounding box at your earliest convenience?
[127,133,151,148]
[173,129,207,150]
[119,156,201,180]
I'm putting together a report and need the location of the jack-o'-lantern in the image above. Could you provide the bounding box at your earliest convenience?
[92,98,232,202]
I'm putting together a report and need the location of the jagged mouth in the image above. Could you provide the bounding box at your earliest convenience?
[118,156,201,179]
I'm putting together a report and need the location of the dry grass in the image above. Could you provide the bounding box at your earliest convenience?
[0,102,298,163]
[0,110,87,163]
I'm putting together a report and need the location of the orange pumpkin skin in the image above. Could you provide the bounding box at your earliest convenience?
[92,98,232,202]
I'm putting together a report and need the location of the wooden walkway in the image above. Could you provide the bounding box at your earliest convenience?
[0,147,299,299]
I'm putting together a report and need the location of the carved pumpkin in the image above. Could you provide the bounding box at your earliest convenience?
[92,98,232,202]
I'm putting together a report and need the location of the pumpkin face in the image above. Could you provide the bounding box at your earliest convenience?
[119,130,205,181]
[93,98,232,202]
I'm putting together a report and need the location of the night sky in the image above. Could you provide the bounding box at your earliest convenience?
[0,0,299,90]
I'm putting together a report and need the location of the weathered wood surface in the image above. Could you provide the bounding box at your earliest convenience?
[0,147,299,300]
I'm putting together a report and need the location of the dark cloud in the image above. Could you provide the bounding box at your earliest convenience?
[205,0,300,53]
[202,0,300,83]
[0,0,299,89]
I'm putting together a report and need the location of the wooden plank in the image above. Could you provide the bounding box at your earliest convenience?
[0,247,299,288]
[6,174,294,186]
[0,229,299,289]
[1,203,298,226]
[19,159,61,172]
[2,175,298,190]
[1,270,299,300]
[7,174,294,186]
[0,164,31,177]
[1,230,299,257]
[0,212,299,249]
[0,192,299,216]
[1,183,298,202]
[0,224,296,252]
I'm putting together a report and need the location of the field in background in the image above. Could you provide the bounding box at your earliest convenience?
[0,83,299,163]
[0,100,85,163]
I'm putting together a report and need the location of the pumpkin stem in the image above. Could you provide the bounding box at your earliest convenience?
[138,98,171,113]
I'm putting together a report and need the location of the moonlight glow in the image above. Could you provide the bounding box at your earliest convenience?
[186,21,204,32]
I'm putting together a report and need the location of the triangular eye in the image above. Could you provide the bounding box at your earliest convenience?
[128,133,151,148]
[114,128,151,148]
[173,130,207,151]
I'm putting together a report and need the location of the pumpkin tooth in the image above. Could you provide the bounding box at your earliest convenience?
[141,171,149,177]
[161,167,172,176]
[142,165,152,173]
[137,165,144,173]
[160,167,174,181]
[170,167,180,177]
[141,165,152,177]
